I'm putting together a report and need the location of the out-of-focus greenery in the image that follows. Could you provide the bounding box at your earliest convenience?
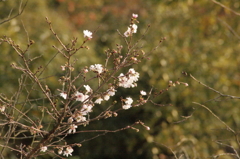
[1,0,240,158]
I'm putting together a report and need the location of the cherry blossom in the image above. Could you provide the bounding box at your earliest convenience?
[75,115,86,122]
[81,103,93,115]
[103,94,110,101]
[75,91,88,102]
[60,92,67,99]
[83,30,92,39]
[124,27,131,37]
[83,68,88,73]
[123,104,131,110]
[61,65,66,71]
[84,85,92,93]
[95,97,103,104]
[0,106,5,112]
[140,90,147,96]
[90,64,103,74]
[58,148,63,155]
[68,124,78,134]
[125,97,133,105]
[124,24,138,37]
[118,68,139,88]
[40,146,47,152]
[63,146,74,157]
[123,97,133,110]
[107,87,117,96]
[131,24,138,33]
[132,13,138,18]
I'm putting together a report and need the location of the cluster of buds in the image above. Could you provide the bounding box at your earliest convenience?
[169,80,189,87]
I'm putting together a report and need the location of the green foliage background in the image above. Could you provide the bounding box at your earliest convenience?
[1,0,240,158]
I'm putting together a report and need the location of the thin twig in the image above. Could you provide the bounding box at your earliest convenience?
[193,102,235,133]
[190,74,240,100]
[217,18,240,39]
[0,0,28,25]
[211,0,240,16]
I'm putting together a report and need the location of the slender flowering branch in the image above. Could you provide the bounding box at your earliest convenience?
[0,13,185,158]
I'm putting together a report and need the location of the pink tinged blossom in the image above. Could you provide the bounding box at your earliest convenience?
[81,104,93,115]
[61,65,66,71]
[40,146,47,152]
[83,30,92,39]
[84,68,88,73]
[95,97,103,104]
[68,124,78,134]
[60,92,67,99]
[132,13,138,18]
[75,91,88,102]
[75,92,84,101]
[90,64,104,74]
[63,146,74,157]
[140,90,147,96]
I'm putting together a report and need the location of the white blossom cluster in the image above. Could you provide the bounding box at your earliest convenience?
[40,145,74,157]
[118,68,140,88]
[89,64,104,74]
[60,66,142,136]
[122,97,133,110]
[94,87,117,104]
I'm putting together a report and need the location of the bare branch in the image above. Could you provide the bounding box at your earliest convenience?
[192,102,235,134]
[211,0,240,16]
[0,0,28,25]
[190,74,240,100]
